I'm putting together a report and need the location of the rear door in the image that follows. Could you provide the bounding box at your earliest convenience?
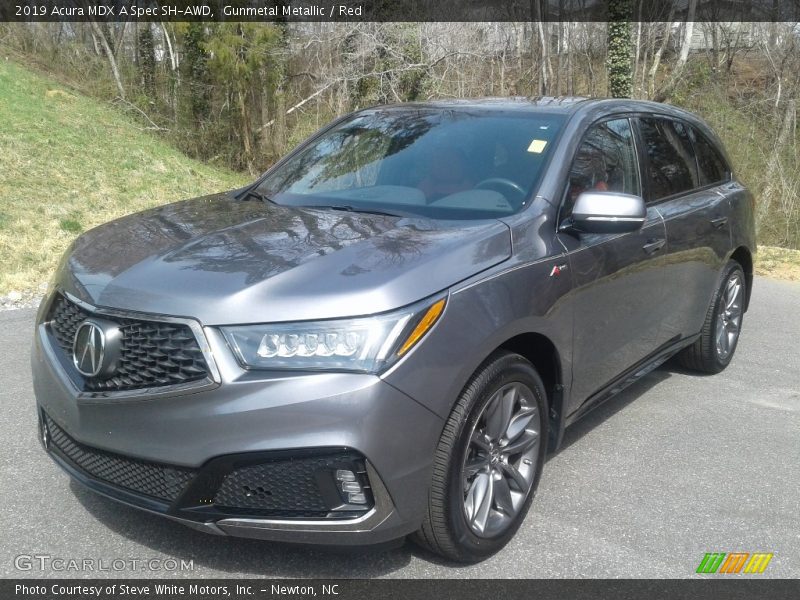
[557,117,667,411]
[635,117,732,342]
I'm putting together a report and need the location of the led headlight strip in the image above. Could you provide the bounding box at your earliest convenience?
[222,296,446,373]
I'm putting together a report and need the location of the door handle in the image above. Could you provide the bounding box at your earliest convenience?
[642,238,666,255]
[710,216,729,229]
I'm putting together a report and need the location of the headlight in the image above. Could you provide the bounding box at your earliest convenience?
[221,296,446,373]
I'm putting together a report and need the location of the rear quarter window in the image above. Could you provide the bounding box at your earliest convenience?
[689,127,730,186]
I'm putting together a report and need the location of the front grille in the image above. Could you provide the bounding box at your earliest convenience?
[213,452,370,516]
[47,294,210,392]
[45,414,196,502]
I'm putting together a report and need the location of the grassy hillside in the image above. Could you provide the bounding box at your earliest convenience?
[0,59,798,297]
[0,59,247,295]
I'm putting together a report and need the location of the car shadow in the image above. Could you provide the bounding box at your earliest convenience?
[551,363,678,456]
[70,481,415,577]
[69,363,683,575]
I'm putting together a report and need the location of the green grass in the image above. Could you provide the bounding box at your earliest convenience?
[678,66,799,249]
[0,59,797,294]
[0,59,248,295]
[755,246,800,281]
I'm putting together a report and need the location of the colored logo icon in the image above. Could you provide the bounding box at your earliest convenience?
[696,552,773,574]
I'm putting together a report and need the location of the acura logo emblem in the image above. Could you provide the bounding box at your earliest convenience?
[73,321,105,376]
[72,319,121,379]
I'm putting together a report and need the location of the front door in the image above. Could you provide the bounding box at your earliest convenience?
[557,117,667,413]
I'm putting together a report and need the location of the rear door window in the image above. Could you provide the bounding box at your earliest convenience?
[638,117,699,201]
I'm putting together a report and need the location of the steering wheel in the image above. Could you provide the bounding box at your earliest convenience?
[475,178,527,206]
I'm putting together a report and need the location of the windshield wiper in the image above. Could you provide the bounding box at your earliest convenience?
[243,188,275,203]
[310,204,403,218]
[244,194,404,218]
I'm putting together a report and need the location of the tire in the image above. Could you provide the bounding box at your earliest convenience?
[412,351,548,562]
[678,260,746,374]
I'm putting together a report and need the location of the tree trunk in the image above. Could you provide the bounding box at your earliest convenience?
[113,22,128,57]
[633,20,642,96]
[653,0,697,102]
[537,21,551,94]
[647,15,675,98]
[607,0,633,98]
[160,23,179,119]
[237,87,254,173]
[89,19,125,99]
[675,13,696,67]
[759,98,797,224]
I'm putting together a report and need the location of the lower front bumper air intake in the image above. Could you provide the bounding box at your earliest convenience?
[41,411,408,543]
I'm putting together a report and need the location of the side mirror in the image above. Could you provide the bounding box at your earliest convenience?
[561,191,646,234]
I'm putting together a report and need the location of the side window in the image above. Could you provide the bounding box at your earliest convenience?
[563,118,640,217]
[690,126,729,186]
[638,117,699,201]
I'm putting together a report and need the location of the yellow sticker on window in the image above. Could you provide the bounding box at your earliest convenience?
[527,139,547,153]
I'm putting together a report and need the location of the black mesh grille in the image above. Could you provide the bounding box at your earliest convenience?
[47,294,210,392]
[213,452,369,516]
[45,414,196,502]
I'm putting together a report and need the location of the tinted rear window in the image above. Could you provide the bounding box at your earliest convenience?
[690,127,729,186]
[638,117,699,201]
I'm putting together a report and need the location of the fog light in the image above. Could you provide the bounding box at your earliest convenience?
[40,418,49,449]
[334,469,368,505]
[341,481,361,493]
[347,492,368,504]
[335,469,356,482]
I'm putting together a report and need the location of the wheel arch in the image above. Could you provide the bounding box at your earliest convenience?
[495,332,565,452]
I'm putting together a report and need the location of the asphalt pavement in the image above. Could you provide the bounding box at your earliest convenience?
[1,277,798,578]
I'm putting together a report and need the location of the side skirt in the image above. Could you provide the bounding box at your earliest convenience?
[564,334,700,428]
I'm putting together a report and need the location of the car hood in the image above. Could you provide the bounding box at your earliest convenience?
[60,194,512,324]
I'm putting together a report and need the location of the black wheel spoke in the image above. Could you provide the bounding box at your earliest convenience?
[470,430,492,453]
[464,455,489,478]
[500,461,529,492]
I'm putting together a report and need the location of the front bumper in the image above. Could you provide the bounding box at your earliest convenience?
[31,305,444,545]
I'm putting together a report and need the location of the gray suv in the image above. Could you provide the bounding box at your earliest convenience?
[32,98,755,562]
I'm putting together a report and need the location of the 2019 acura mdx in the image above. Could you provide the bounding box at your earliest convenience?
[32,98,755,562]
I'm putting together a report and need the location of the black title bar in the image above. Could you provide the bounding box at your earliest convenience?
[2,0,800,23]
[5,579,800,600]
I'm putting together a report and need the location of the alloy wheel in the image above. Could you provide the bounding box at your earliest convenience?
[715,271,743,361]
[461,382,540,538]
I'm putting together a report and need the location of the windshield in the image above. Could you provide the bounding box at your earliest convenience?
[255,108,565,220]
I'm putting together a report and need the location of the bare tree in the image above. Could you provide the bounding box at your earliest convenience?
[88,20,125,99]
[654,0,698,102]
